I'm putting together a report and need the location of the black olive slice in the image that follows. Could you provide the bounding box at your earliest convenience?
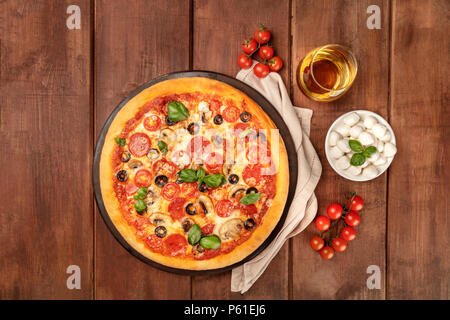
[240,111,251,122]
[244,218,256,230]
[201,113,207,123]
[246,187,258,194]
[198,182,209,193]
[120,151,131,162]
[256,131,267,143]
[187,122,200,135]
[165,115,176,126]
[213,114,223,125]
[185,203,197,215]
[228,174,239,184]
[199,201,208,215]
[175,179,184,184]
[155,175,168,187]
[212,135,224,147]
[116,170,128,182]
[155,226,167,238]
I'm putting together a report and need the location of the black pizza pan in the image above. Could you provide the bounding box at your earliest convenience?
[93,71,298,275]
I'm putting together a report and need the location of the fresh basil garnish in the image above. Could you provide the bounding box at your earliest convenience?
[362,146,377,158]
[196,167,206,180]
[203,174,226,188]
[167,101,189,122]
[133,187,148,200]
[115,137,126,146]
[350,153,366,166]
[188,224,202,245]
[134,199,147,212]
[239,192,261,205]
[349,139,364,152]
[178,169,198,182]
[157,140,168,154]
[199,235,221,250]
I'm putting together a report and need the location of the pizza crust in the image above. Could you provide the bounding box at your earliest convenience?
[99,77,289,270]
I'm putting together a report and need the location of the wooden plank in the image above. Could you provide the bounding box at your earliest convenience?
[291,0,390,299]
[191,0,290,299]
[94,0,192,299]
[388,0,449,299]
[0,0,93,299]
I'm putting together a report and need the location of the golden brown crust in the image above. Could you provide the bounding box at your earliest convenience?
[99,77,289,270]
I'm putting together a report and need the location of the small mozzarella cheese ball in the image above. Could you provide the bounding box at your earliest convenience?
[343,112,360,126]
[373,155,387,166]
[372,123,387,139]
[359,132,375,146]
[198,101,210,112]
[346,152,354,160]
[383,142,397,157]
[334,123,351,137]
[191,113,201,121]
[363,116,378,129]
[360,160,369,168]
[381,131,392,142]
[335,156,350,170]
[328,131,341,147]
[349,125,364,139]
[362,165,379,179]
[367,150,380,163]
[329,146,344,159]
[345,165,362,176]
[377,141,384,153]
[337,139,352,153]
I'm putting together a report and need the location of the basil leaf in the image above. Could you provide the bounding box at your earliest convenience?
[157,140,168,154]
[134,199,147,212]
[350,153,366,166]
[199,235,221,250]
[348,139,364,153]
[239,193,262,205]
[239,129,253,138]
[179,169,197,182]
[115,137,126,146]
[188,224,202,245]
[362,146,377,158]
[167,101,189,122]
[135,187,148,200]
[203,174,226,188]
[196,167,206,180]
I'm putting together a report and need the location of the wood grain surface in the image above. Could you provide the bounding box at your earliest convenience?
[0,0,447,300]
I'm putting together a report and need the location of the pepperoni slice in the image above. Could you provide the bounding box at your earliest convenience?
[168,197,187,221]
[134,169,152,187]
[128,132,151,157]
[164,233,188,256]
[246,144,272,165]
[240,203,258,215]
[181,182,199,199]
[152,158,177,178]
[186,136,212,159]
[161,182,180,201]
[205,152,223,173]
[215,199,234,218]
[201,223,215,236]
[143,115,161,131]
[242,164,262,187]
[233,122,249,136]
[145,234,163,253]
[125,182,138,195]
[209,100,222,114]
[223,106,241,122]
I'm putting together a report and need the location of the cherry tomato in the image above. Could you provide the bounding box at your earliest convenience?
[161,182,180,201]
[331,237,348,252]
[242,38,258,54]
[254,25,271,44]
[319,246,334,260]
[268,56,283,71]
[143,115,161,132]
[327,203,343,220]
[315,216,330,231]
[341,226,357,241]
[238,53,252,69]
[348,195,364,211]
[344,211,361,227]
[253,63,270,78]
[134,169,152,187]
[310,236,324,251]
[258,46,274,60]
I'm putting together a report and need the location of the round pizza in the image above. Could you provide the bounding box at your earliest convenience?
[99,77,289,270]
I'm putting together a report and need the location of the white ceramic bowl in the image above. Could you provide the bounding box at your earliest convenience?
[325,110,396,181]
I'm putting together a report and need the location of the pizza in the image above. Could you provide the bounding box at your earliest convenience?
[99,77,289,270]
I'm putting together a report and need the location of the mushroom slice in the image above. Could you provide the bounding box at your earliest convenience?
[160,128,176,143]
[147,148,160,160]
[219,218,244,241]
[181,217,194,233]
[192,243,205,257]
[145,185,161,206]
[197,195,214,215]
[149,212,169,226]
[228,184,246,199]
[222,162,235,176]
[128,159,143,170]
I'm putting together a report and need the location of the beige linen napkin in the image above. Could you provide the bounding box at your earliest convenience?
[231,62,322,294]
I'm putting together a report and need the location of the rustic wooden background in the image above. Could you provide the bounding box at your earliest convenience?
[1,0,448,299]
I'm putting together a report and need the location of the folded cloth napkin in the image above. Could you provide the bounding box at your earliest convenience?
[231,62,322,294]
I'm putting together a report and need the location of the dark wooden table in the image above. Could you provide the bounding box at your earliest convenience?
[1,0,448,300]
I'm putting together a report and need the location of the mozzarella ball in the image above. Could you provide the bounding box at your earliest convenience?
[360,160,370,168]
[329,146,344,159]
[363,116,378,129]
[337,139,351,153]
[335,156,350,170]
[373,155,387,166]
[362,165,379,179]
[346,152,354,160]
[349,125,364,139]
[328,131,341,147]
[381,131,392,142]
[198,101,210,112]
[377,141,384,153]
[345,165,362,176]
[383,142,397,157]
[334,123,351,137]
[367,150,380,163]
[359,132,375,146]
[372,123,387,139]
[343,112,360,126]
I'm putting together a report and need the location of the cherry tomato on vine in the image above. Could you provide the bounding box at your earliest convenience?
[242,38,258,54]
[315,216,331,231]
[259,46,274,60]
[344,211,361,227]
[268,56,283,71]
[238,53,252,69]
[327,203,343,220]
[310,236,324,251]
[341,226,357,241]
[348,195,364,211]
[253,62,270,78]
[332,237,348,252]
[319,246,334,260]
[254,25,271,44]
